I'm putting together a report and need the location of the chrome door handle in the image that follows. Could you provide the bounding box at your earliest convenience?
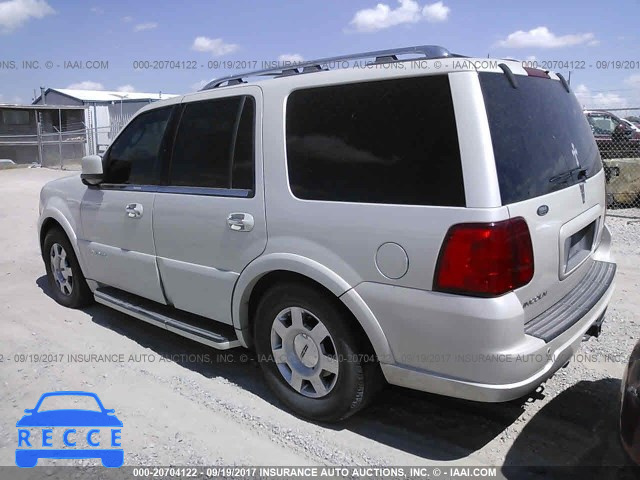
[227,213,254,232]
[125,203,143,218]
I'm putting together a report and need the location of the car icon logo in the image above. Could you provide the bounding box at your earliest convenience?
[15,391,123,468]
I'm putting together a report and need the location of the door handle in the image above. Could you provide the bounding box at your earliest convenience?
[227,213,254,232]
[125,203,143,219]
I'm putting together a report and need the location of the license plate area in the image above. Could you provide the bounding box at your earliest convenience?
[564,220,596,273]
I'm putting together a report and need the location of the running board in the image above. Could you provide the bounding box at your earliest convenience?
[94,287,241,350]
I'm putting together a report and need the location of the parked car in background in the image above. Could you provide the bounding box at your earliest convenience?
[585,110,640,205]
[584,110,640,159]
[38,46,616,422]
[622,118,640,133]
[621,339,640,465]
[625,116,640,129]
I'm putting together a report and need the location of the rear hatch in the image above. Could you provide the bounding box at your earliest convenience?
[479,70,606,322]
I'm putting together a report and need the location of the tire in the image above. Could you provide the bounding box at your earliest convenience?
[42,228,93,308]
[254,282,382,422]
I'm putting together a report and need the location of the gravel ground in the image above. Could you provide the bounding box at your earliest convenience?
[0,168,639,478]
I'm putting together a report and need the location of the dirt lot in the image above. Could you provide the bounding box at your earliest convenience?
[1,167,639,477]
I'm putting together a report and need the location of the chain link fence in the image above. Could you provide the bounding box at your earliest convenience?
[0,124,124,171]
[40,121,88,170]
[585,108,640,215]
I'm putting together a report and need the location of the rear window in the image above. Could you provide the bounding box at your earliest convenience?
[480,72,602,205]
[286,75,465,206]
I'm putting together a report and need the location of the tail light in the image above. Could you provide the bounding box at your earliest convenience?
[433,217,534,297]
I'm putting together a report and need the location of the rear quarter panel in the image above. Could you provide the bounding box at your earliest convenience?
[259,70,511,294]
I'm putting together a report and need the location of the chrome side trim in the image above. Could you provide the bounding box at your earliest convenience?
[155,186,253,198]
[98,184,253,198]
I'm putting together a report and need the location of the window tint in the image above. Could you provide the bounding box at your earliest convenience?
[480,73,602,204]
[105,107,172,184]
[169,96,255,190]
[286,76,465,206]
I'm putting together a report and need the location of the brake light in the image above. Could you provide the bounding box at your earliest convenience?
[434,217,534,296]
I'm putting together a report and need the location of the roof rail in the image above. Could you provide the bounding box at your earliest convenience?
[201,45,456,90]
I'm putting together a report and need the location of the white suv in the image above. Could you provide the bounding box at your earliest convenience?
[38,45,616,421]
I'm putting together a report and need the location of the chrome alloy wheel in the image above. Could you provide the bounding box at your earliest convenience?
[50,243,73,296]
[270,306,339,398]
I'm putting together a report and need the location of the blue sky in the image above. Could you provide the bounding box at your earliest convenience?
[0,0,639,110]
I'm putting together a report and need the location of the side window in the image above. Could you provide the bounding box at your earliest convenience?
[169,96,255,191]
[285,76,465,206]
[104,107,172,185]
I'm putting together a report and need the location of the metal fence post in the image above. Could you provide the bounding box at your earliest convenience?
[36,112,43,166]
[58,108,63,169]
[53,126,63,170]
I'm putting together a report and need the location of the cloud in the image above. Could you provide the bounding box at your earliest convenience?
[66,81,105,91]
[0,0,54,33]
[133,22,157,32]
[574,84,627,109]
[278,53,304,63]
[122,15,132,22]
[349,0,449,33]
[496,26,596,48]
[116,84,136,93]
[573,75,640,110]
[625,74,640,89]
[349,0,419,33]
[422,1,449,22]
[349,0,451,32]
[192,36,239,56]
[0,93,23,103]
[90,6,103,14]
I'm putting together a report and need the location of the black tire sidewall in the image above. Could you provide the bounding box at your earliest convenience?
[43,229,91,308]
[254,283,367,422]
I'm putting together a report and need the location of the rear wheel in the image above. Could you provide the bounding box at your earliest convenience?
[254,283,382,422]
[43,228,93,308]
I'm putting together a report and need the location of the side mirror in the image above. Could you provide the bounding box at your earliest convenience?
[81,155,104,186]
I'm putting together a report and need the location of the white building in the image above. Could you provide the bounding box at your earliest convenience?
[33,88,178,154]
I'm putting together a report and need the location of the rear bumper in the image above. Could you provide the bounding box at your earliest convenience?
[357,260,616,402]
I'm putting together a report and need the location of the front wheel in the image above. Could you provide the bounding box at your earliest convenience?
[254,283,382,422]
[43,228,93,308]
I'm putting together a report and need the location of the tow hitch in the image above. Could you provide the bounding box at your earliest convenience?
[584,309,607,341]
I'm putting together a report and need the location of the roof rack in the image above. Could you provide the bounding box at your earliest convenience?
[201,45,457,90]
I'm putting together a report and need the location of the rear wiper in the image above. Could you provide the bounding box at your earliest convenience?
[549,167,587,183]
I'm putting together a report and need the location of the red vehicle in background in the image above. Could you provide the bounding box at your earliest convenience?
[584,110,640,159]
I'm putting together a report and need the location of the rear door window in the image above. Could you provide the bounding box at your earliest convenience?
[480,72,602,204]
[168,96,255,192]
[286,75,465,206]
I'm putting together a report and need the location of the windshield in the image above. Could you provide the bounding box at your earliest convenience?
[479,72,602,205]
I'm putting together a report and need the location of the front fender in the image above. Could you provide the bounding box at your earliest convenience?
[38,199,87,275]
[231,253,394,363]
